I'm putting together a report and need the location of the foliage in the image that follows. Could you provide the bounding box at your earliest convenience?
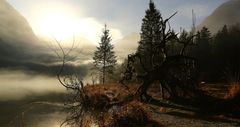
[190,24,240,81]
[214,24,240,79]
[93,25,117,84]
[192,27,213,76]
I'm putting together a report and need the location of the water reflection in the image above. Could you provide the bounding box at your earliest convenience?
[9,109,67,127]
[29,112,66,127]
[0,94,67,127]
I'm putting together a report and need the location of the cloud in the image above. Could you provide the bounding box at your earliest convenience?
[114,33,140,62]
[0,0,95,77]
[0,33,90,78]
[73,17,123,44]
[9,0,124,44]
[8,0,228,35]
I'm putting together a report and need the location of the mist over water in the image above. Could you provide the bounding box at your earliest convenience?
[0,70,68,127]
[25,112,66,127]
[0,70,65,101]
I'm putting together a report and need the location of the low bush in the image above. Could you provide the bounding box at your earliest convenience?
[105,100,163,127]
[224,83,240,100]
[224,83,240,117]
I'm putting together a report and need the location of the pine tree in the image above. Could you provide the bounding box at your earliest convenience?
[214,25,240,77]
[137,0,163,69]
[122,0,198,99]
[93,25,117,85]
[193,27,212,73]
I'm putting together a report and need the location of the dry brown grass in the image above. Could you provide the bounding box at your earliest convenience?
[82,84,131,111]
[199,83,228,98]
[223,83,240,117]
[79,84,164,127]
[83,83,141,108]
[105,100,164,127]
[84,84,131,109]
[224,83,240,100]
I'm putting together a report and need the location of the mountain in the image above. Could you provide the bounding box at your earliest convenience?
[0,0,44,62]
[198,0,240,33]
[0,0,38,44]
[0,0,56,74]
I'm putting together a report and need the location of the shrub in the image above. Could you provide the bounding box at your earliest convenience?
[105,100,164,127]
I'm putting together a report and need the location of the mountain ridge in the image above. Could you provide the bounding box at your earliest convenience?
[198,0,240,33]
[0,0,38,44]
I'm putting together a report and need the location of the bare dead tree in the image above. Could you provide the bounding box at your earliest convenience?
[120,12,199,101]
[51,38,121,127]
[48,37,92,127]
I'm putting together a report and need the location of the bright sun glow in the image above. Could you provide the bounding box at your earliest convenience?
[37,12,76,40]
[31,4,123,45]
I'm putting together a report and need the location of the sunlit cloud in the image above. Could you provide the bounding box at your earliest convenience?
[34,16,123,45]
[25,2,123,45]
[74,18,123,44]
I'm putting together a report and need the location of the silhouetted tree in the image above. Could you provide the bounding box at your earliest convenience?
[178,29,196,56]
[137,0,163,70]
[93,25,117,84]
[213,24,240,80]
[121,0,198,100]
[193,27,212,75]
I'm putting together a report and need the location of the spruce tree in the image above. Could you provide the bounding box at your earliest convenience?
[137,0,162,69]
[193,27,212,73]
[214,25,240,77]
[93,25,117,84]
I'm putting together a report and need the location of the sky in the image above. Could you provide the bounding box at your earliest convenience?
[7,0,227,43]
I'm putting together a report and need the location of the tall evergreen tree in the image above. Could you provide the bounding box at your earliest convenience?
[137,0,163,69]
[214,25,240,78]
[122,0,198,99]
[193,27,212,75]
[93,25,117,84]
